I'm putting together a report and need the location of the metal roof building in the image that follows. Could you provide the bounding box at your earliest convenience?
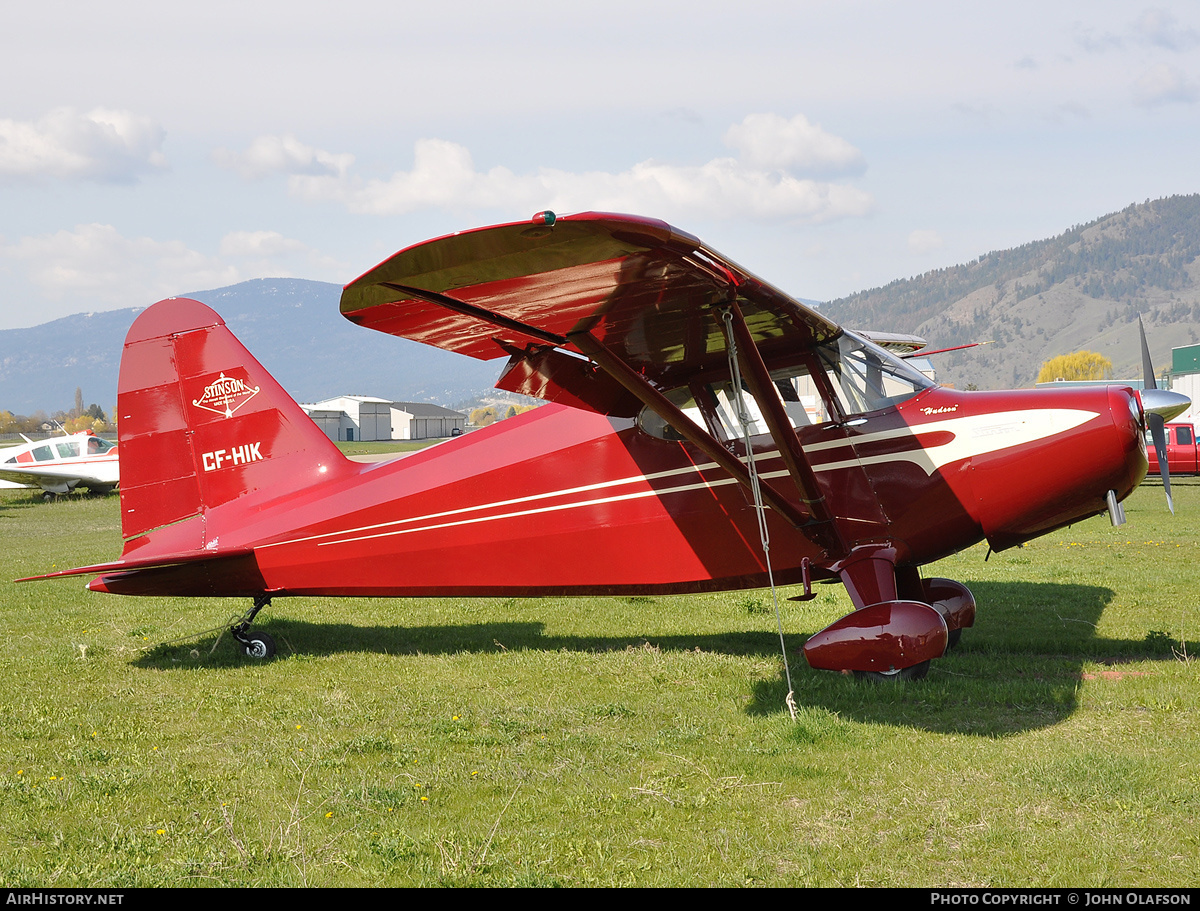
[391,402,466,440]
[301,396,466,442]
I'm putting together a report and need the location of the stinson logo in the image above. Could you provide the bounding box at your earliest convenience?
[192,371,261,418]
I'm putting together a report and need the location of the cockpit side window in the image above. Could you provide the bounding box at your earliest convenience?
[636,387,708,441]
[705,361,829,439]
[638,358,834,442]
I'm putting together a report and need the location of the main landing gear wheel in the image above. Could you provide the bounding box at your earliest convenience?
[242,631,276,660]
[854,660,931,683]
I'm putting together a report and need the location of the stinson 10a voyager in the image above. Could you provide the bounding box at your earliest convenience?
[26,212,1188,680]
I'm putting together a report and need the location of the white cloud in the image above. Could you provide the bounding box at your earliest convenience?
[722,113,865,176]
[1132,8,1199,51]
[212,134,354,180]
[1050,101,1092,122]
[1133,63,1198,106]
[284,118,874,225]
[1076,8,1199,53]
[1073,23,1124,53]
[2,224,239,306]
[218,229,344,277]
[907,229,944,255]
[290,138,513,214]
[0,108,166,183]
[0,224,346,324]
[219,230,309,257]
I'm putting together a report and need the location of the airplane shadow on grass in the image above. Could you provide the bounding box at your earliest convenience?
[133,579,1191,737]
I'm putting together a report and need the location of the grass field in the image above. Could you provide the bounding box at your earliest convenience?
[333,439,445,457]
[1,479,1197,887]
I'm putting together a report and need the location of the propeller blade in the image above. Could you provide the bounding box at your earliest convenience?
[1148,412,1174,514]
[1139,317,1157,391]
[1138,317,1189,513]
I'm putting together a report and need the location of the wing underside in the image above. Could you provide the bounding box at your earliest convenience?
[340,212,840,398]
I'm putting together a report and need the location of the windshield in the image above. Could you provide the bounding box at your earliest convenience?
[817,332,934,417]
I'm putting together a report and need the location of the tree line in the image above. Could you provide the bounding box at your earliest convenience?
[1,387,111,435]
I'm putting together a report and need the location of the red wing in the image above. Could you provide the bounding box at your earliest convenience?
[340,212,840,393]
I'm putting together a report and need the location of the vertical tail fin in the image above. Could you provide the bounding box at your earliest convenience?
[117,297,350,546]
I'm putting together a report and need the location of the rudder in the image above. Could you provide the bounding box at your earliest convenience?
[117,297,350,546]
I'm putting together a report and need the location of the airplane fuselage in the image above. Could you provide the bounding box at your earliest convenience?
[90,382,1146,599]
[0,432,119,495]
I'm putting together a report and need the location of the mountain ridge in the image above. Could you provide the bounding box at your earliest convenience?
[825,194,1200,389]
[0,279,502,415]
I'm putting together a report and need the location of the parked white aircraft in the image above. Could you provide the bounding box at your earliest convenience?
[0,430,119,497]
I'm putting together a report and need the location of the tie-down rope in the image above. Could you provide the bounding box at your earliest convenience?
[721,309,798,721]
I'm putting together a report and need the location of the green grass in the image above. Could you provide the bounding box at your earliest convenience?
[1,481,1197,886]
[334,439,442,457]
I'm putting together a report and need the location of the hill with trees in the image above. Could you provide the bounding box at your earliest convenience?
[825,195,1200,389]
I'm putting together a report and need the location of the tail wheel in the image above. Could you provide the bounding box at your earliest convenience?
[242,631,276,659]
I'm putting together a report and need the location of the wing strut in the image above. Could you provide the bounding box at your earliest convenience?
[571,328,840,557]
[721,303,832,519]
[719,302,845,557]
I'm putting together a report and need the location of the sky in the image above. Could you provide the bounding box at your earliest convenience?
[0,1,1197,331]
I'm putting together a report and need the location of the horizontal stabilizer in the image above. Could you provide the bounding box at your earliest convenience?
[18,547,255,583]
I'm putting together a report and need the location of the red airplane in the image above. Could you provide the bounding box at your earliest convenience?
[25,212,1190,679]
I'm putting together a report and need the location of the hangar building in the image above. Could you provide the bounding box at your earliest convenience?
[301,396,466,442]
[1168,343,1200,424]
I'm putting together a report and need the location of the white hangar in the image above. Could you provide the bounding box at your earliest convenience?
[301,396,467,442]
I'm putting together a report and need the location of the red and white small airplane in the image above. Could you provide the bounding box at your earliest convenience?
[1,429,119,497]
[25,212,1189,679]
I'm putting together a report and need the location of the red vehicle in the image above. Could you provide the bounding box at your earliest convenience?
[1146,422,1199,476]
[24,212,1189,681]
